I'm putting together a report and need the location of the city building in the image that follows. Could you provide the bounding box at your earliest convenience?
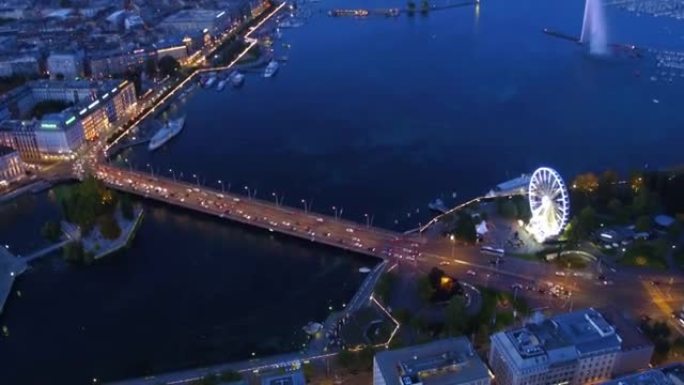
[0,145,25,186]
[600,363,684,385]
[0,120,41,162]
[488,308,654,385]
[0,55,40,77]
[374,337,491,385]
[47,50,84,80]
[158,9,232,37]
[0,80,136,160]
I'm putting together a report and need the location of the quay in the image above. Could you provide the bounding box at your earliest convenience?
[95,164,420,261]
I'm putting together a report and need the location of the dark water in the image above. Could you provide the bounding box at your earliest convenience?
[2,0,684,382]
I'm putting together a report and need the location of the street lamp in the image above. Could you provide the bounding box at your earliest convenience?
[301,199,307,212]
[218,179,224,193]
[146,163,154,177]
[244,185,251,199]
[169,168,176,181]
[193,174,200,186]
[332,206,338,219]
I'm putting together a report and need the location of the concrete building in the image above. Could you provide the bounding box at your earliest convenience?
[0,55,40,77]
[34,112,84,155]
[0,145,24,185]
[488,308,653,385]
[0,120,40,162]
[47,51,84,80]
[158,9,232,36]
[600,364,684,385]
[0,80,136,160]
[374,337,491,385]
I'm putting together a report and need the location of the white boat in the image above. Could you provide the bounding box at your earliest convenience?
[148,116,186,151]
[216,79,227,91]
[204,76,217,88]
[303,322,323,335]
[264,60,279,78]
[230,71,245,87]
[428,198,448,213]
[358,267,371,273]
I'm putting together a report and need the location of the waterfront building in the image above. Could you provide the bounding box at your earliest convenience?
[600,363,684,385]
[0,120,41,162]
[374,337,491,385]
[158,9,232,37]
[88,49,153,78]
[0,145,25,185]
[35,112,84,155]
[0,80,136,160]
[488,308,653,385]
[46,51,85,80]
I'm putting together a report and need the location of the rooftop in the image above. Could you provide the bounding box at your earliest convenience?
[505,308,622,362]
[601,369,673,385]
[375,337,490,385]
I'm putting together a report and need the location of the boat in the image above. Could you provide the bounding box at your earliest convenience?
[358,267,371,273]
[263,60,279,78]
[428,198,448,213]
[230,71,245,87]
[204,75,217,88]
[216,79,227,91]
[303,322,323,335]
[148,116,186,151]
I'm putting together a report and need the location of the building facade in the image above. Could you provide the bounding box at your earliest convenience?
[488,308,653,385]
[47,51,85,80]
[0,145,25,185]
[374,337,491,385]
[0,80,136,160]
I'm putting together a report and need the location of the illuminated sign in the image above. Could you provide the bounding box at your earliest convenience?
[79,108,88,115]
[65,116,76,125]
[111,87,118,93]
[216,11,225,18]
[41,123,58,130]
[102,93,109,99]
[88,100,99,109]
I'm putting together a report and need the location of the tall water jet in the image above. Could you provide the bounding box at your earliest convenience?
[580,0,608,55]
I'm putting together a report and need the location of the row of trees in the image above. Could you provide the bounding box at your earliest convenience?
[407,0,431,14]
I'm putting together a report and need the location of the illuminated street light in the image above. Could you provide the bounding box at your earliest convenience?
[218,180,224,193]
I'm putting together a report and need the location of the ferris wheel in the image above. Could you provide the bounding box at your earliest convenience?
[527,167,570,242]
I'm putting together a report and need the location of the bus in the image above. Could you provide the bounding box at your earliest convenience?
[480,245,505,256]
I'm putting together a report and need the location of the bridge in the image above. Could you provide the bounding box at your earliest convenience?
[94,164,421,261]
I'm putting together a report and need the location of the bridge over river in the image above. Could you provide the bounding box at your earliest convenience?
[95,164,421,261]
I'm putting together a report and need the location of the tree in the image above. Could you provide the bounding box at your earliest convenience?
[124,68,142,96]
[497,199,518,219]
[120,194,134,221]
[577,206,597,235]
[607,198,628,223]
[631,189,660,217]
[420,0,430,13]
[453,213,477,243]
[375,272,396,304]
[41,220,62,242]
[99,214,121,240]
[407,0,416,13]
[597,169,619,204]
[572,172,599,194]
[63,241,84,263]
[635,215,652,233]
[444,296,467,336]
[417,275,435,303]
[336,349,355,369]
[667,221,682,241]
[158,55,180,77]
[143,57,158,79]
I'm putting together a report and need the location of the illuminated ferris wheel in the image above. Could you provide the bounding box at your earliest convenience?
[527,167,570,242]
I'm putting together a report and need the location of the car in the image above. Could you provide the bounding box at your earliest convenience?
[345,228,354,233]
[555,271,566,277]
[467,270,476,276]
[439,261,450,266]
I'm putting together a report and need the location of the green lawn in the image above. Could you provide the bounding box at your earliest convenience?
[553,253,590,270]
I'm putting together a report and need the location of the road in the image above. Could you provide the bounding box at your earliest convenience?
[95,165,421,262]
